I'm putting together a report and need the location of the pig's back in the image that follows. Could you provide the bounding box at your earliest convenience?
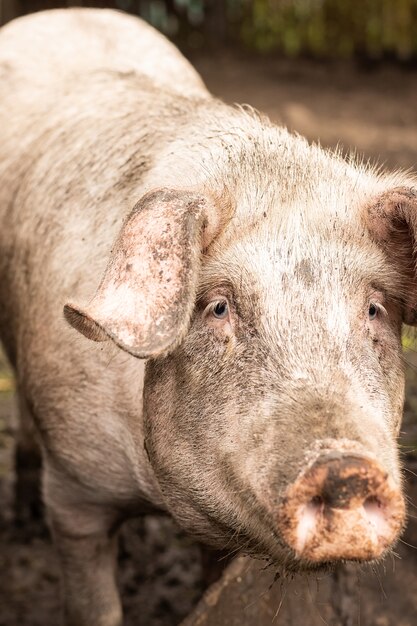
[0,7,208,98]
[0,9,209,367]
[0,9,207,504]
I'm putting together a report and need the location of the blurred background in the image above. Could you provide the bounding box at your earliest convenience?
[2,0,417,61]
[1,2,417,625]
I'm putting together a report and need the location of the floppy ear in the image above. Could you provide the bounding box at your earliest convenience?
[64,188,220,357]
[365,186,417,325]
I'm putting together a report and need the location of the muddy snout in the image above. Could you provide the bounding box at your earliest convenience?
[278,454,405,563]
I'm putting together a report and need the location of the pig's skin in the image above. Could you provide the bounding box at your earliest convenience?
[0,8,415,626]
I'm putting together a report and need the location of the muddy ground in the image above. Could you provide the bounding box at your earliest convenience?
[1,53,417,625]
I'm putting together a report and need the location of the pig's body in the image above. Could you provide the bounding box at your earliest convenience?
[0,8,414,626]
[0,8,206,511]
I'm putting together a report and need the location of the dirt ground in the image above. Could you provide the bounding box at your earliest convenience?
[1,52,417,626]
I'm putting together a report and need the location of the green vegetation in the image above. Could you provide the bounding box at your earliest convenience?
[116,0,417,60]
[242,0,417,59]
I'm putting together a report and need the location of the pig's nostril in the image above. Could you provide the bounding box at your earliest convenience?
[295,495,324,553]
[311,495,324,508]
[363,495,390,536]
[364,494,381,510]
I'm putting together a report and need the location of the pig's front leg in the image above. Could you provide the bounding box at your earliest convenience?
[15,391,42,523]
[44,462,123,626]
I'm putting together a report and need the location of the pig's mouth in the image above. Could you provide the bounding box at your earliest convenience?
[276,453,405,565]
[155,447,404,573]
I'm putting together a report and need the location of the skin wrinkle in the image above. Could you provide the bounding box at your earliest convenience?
[0,8,416,624]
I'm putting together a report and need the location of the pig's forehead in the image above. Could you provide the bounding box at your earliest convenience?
[201,221,401,301]
[200,230,401,359]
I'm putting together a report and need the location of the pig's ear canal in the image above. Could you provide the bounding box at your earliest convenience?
[365,186,417,326]
[64,188,220,358]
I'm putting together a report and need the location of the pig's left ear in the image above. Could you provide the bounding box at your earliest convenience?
[365,186,417,325]
[64,188,222,358]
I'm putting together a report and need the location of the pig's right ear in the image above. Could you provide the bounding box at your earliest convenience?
[365,186,417,325]
[64,188,221,358]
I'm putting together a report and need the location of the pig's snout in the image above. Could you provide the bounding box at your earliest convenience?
[278,454,405,563]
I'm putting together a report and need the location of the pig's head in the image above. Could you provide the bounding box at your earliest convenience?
[64,140,416,571]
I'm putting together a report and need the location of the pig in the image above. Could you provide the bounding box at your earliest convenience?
[0,7,413,626]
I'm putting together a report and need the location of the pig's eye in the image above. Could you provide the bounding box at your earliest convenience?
[212,300,229,319]
[369,303,380,320]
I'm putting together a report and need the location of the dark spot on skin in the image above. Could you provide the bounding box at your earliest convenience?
[125,263,132,272]
[295,259,315,288]
[322,462,374,509]
[281,273,290,290]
